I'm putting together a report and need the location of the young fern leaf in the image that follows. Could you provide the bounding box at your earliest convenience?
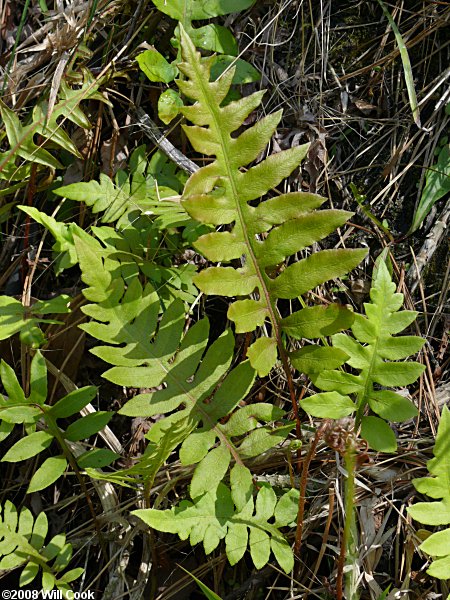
[300,260,425,451]
[74,233,293,486]
[54,145,191,227]
[408,406,450,583]
[133,464,299,573]
[0,500,83,592]
[177,27,367,375]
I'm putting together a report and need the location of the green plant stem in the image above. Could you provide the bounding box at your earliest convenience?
[336,437,358,600]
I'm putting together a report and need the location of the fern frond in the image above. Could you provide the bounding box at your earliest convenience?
[0,500,83,592]
[301,260,425,451]
[133,464,298,573]
[75,232,293,486]
[408,406,450,582]
[176,27,366,374]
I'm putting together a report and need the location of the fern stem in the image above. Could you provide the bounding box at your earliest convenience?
[294,419,329,559]
[336,436,358,600]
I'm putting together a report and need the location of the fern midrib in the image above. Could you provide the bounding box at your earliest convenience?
[355,314,383,427]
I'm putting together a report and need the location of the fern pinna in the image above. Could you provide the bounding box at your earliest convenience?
[176,26,367,376]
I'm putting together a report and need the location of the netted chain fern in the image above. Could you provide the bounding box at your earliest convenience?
[176,26,367,376]
[0,500,83,594]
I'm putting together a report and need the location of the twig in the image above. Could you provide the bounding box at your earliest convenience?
[135,108,199,175]
[406,198,450,293]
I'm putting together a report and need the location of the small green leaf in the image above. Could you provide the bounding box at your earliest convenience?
[20,563,39,587]
[290,346,348,374]
[57,567,84,583]
[246,337,277,376]
[368,390,418,421]
[190,445,230,499]
[227,299,268,333]
[28,456,68,493]
[281,304,355,339]
[301,392,355,419]
[210,56,260,83]
[191,24,238,55]
[48,386,97,419]
[426,554,450,580]
[420,528,450,557]
[136,49,178,83]
[158,89,184,125]
[274,489,299,526]
[76,449,120,468]
[64,411,112,442]
[360,416,397,452]
[2,431,54,462]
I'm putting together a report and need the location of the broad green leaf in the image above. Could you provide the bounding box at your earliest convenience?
[238,423,294,459]
[420,529,450,557]
[368,391,418,421]
[190,444,230,499]
[2,431,54,462]
[271,249,368,299]
[301,392,355,419]
[360,416,397,453]
[153,0,254,20]
[136,49,178,83]
[28,456,68,493]
[227,299,268,333]
[426,554,450,580]
[64,411,112,442]
[191,24,238,55]
[210,56,260,83]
